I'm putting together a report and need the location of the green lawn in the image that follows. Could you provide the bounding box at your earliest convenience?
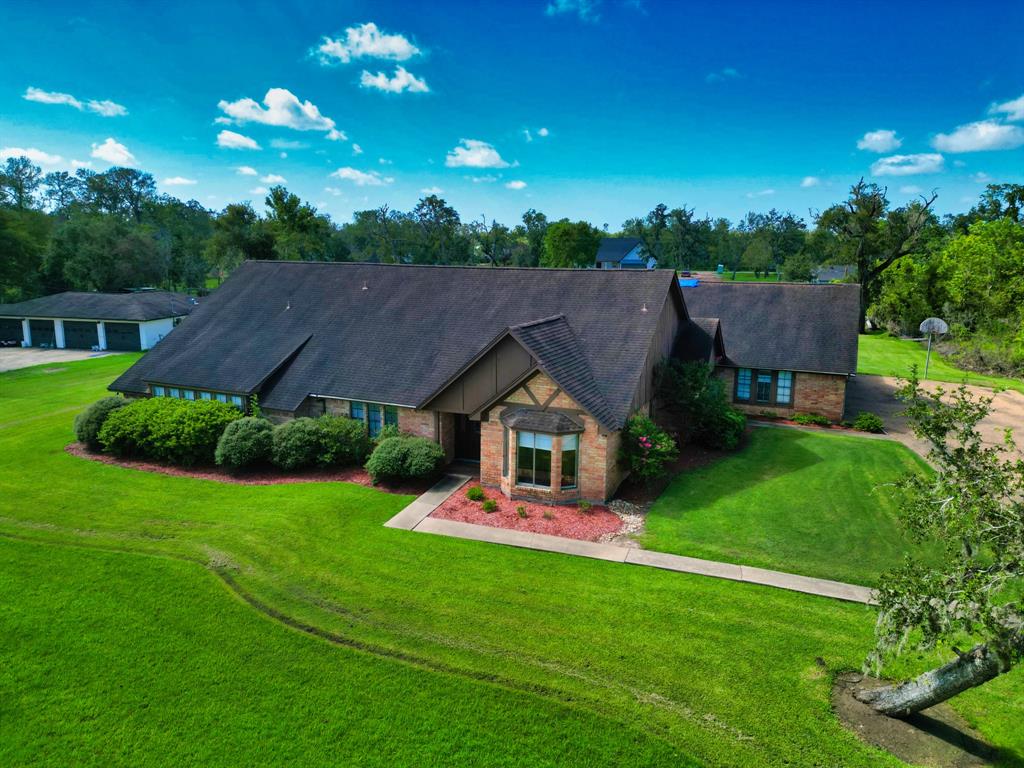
[1,356,1022,766]
[719,271,780,281]
[858,331,1024,393]
[642,428,936,586]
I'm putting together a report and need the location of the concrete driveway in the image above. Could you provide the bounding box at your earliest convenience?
[846,374,1024,459]
[0,348,113,373]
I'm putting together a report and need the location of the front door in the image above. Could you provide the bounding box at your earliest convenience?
[454,414,481,462]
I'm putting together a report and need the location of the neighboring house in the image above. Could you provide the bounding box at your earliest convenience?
[0,291,195,351]
[813,264,856,283]
[107,262,859,501]
[595,237,656,269]
[678,281,859,422]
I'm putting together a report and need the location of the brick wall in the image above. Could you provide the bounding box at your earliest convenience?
[715,367,848,422]
[481,372,624,503]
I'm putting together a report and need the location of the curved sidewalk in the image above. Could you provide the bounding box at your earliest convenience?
[385,474,876,606]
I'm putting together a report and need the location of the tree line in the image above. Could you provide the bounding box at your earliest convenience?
[2,154,1022,374]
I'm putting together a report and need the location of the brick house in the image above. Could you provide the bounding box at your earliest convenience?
[109,262,858,501]
[678,281,860,422]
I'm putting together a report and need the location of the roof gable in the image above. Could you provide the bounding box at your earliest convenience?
[596,237,644,263]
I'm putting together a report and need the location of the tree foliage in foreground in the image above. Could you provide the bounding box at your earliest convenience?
[856,375,1023,716]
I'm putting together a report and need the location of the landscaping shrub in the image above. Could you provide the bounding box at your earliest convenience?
[516,505,528,518]
[852,411,885,434]
[374,424,402,443]
[271,418,323,470]
[364,435,445,482]
[465,486,485,501]
[655,359,746,450]
[99,397,241,466]
[482,499,498,513]
[215,417,273,469]
[577,500,592,514]
[316,415,372,467]
[74,396,127,450]
[542,510,554,520]
[619,413,679,482]
[793,412,831,427]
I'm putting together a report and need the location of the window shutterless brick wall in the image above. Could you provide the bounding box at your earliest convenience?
[716,367,848,422]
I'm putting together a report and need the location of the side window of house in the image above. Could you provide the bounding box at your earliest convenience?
[561,434,579,489]
[230,395,244,409]
[216,393,228,403]
[153,385,165,397]
[756,372,772,403]
[367,405,382,437]
[502,427,509,476]
[736,369,751,401]
[384,406,398,427]
[350,401,365,421]
[200,391,212,400]
[183,390,195,401]
[776,371,793,404]
[169,387,180,398]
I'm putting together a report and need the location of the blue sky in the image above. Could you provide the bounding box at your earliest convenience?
[3,0,1023,227]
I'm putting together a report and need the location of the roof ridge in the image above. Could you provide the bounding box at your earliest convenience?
[510,314,567,330]
[242,260,675,274]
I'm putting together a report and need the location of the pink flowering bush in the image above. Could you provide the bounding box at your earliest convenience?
[619,414,678,482]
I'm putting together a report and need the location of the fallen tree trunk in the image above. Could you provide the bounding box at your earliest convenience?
[854,644,1003,717]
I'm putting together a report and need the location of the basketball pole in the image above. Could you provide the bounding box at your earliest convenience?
[924,332,932,380]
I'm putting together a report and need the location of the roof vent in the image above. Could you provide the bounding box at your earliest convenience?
[640,302,648,313]
[285,300,291,311]
[361,280,369,291]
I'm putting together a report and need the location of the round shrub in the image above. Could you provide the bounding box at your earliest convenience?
[271,418,322,470]
[698,407,747,450]
[374,423,402,444]
[73,396,128,449]
[215,417,273,469]
[99,397,241,466]
[465,486,485,501]
[481,499,498,513]
[365,435,445,482]
[316,415,372,467]
[619,414,678,482]
[853,411,885,433]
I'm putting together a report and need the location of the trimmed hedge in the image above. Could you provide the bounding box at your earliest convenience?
[853,411,885,433]
[99,397,242,466]
[271,418,322,470]
[74,397,128,449]
[317,415,373,467]
[215,417,273,469]
[365,435,445,482]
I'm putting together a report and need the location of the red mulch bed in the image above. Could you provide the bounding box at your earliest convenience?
[64,443,432,494]
[431,483,623,542]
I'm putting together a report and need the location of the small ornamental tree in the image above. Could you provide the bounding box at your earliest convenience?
[619,414,678,482]
[855,374,1024,717]
[655,359,746,450]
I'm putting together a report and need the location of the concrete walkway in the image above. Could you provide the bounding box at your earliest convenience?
[385,474,876,605]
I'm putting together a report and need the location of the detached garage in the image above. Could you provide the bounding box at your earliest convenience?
[0,291,195,352]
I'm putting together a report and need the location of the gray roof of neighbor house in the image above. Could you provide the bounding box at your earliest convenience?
[0,291,195,322]
[678,282,859,375]
[595,237,644,263]
[813,264,856,283]
[110,262,684,430]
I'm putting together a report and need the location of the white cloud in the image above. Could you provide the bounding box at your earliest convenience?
[972,171,992,183]
[523,129,532,142]
[360,65,429,94]
[330,167,394,186]
[537,127,549,137]
[0,146,64,167]
[932,119,1024,152]
[800,176,820,188]
[260,174,287,184]
[162,176,197,186]
[705,67,740,84]
[23,87,127,117]
[236,165,258,175]
[90,137,135,165]
[71,159,92,169]
[379,157,392,165]
[352,143,363,155]
[857,129,901,153]
[324,186,343,196]
[249,186,269,196]
[870,153,944,176]
[86,99,128,117]
[470,175,499,183]
[270,138,307,150]
[420,186,444,194]
[899,185,923,194]
[745,189,775,198]
[316,22,420,65]
[445,139,510,168]
[217,88,344,141]
[505,180,527,190]
[989,93,1024,122]
[217,130,261,150]
[545,0,600,22]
